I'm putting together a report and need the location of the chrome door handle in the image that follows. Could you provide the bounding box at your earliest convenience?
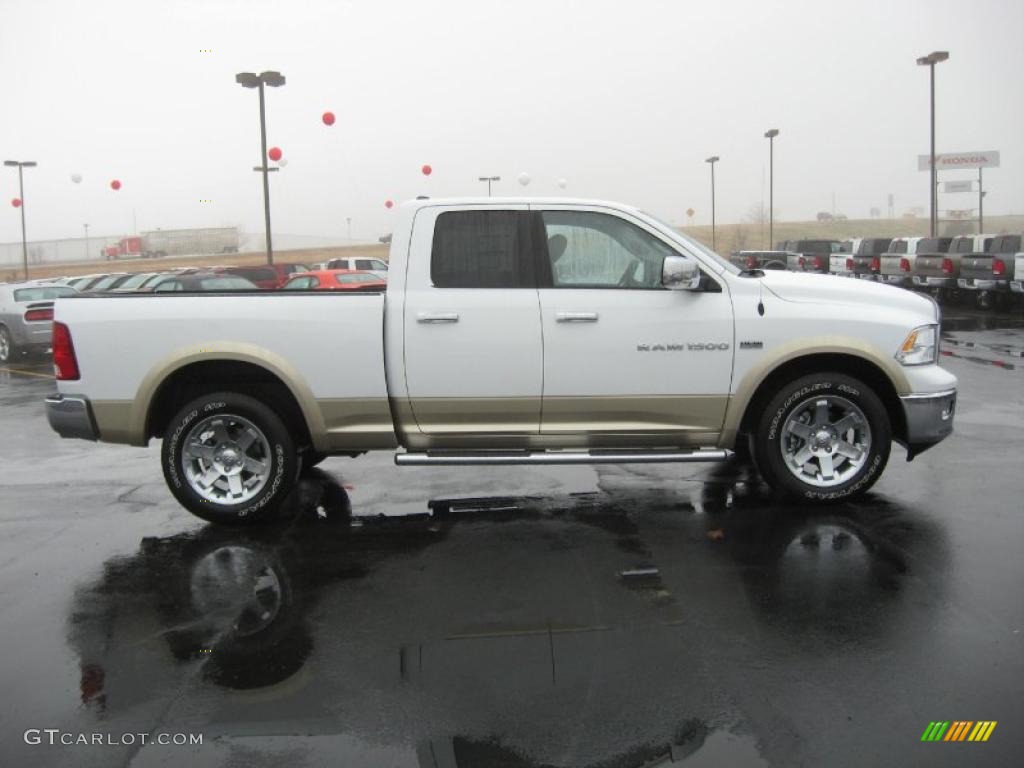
[555,311,599,323]
[417,312,460,323]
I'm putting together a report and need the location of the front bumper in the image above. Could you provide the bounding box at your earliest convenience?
[957,277,1008,291]
[45,394,98,441]
[913,276,954,288]
[900,388,956,459]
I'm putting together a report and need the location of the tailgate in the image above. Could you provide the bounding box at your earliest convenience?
[915,254,951,277]
[959,254,995,280]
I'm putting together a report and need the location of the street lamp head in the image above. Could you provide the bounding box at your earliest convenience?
[764,129,779,139]
[705,156,719,164]
[235,72,260,88]
[3,161,18,167]
[22,161,37,168]
[260,71,286,87]
[917,51,949,66]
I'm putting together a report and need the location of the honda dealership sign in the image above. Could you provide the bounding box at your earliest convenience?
[918,151,1000,171]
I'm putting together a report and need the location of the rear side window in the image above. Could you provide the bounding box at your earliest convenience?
[994,236,1021,253]
[199,277,256,290]
[890,240,908,254]
[431,210,530,288]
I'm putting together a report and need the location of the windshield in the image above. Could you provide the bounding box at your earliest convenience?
[116,273,156,289]
[13,286,78,301]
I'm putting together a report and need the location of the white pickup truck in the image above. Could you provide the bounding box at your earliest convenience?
[45,198,958,524]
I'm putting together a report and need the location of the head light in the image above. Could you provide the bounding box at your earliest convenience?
[896,325,938,366]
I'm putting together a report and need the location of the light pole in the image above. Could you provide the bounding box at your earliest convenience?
[478,176,500,197]
[4,160,37,281]
[704,156,719,251]
[83,224,90,261]
[346,217,352,241]
[236,70,286,264]
[917,51,948,237]
[763,130,779,249]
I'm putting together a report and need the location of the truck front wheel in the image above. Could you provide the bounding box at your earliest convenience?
[162,392,299,525]
[752,372,891,502]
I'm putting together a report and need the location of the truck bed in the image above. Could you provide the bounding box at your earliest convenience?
[53,291,390,447]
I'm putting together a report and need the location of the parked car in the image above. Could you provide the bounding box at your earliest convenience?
[323,256,389,279]
[957,234,1022,297]
[879,237,950,288]
[46,197,956,525]
[283,269,388,291]
[1010,252,1024,296]
[65,274,108,290]
[784,240,842,273]
[0,283,79,362]
[729,251,789,271]
[829,239,861,276]
[913,234,993,294]
[847,238,894,280]
[108,272,165,293]
[214,263,310,289]
[148,273,259,292]
[84,273,133,292]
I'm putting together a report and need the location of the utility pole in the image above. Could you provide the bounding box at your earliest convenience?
[764,129,779,249]
[917,51,949,237]
[4,160,37,281]
[705,156,719,251]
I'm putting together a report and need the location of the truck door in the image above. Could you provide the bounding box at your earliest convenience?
[402,205,542,437]
[535,206,734,444]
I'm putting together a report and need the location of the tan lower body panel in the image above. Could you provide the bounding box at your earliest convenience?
[92,400,135,444]
[318,398,398,451]
[398,394,728,451]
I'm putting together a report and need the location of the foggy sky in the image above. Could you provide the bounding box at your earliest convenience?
[1,0,1022,244]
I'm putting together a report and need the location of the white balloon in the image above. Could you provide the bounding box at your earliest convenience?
[278,158,288,167]
[557,178,567,189]
[517,172,531,186]
[71,174,83,184]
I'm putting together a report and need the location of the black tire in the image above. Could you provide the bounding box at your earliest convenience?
[752,372,891,502]
[302,451,329,469]
[162,392,299,525]
[0,325,16,363]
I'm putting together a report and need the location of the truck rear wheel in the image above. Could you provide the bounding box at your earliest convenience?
[752,372,890,502]
[162,392,299,525]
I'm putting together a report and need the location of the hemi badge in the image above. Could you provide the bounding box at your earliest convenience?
[740,341,763,349]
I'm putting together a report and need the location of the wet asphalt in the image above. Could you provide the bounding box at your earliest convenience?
[0,308,1022,768]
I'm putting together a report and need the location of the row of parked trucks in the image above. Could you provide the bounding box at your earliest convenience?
[103,227,240,260]
[731,234,1024,305]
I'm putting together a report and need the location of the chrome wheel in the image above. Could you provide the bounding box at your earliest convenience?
[189,546,283,636]
[181,414,272,505]
[0,328,11,362]
[780,395,871,488]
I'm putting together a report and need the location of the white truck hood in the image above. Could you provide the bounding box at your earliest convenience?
[758,270,938,321]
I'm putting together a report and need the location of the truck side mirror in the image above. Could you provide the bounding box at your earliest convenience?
[662,256,702,291]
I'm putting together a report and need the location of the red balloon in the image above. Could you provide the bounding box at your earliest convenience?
[110,180,122,191]
[421,164,432,176]
[11,198,22,208]
[384,199,394,209]
[322,111,335,126]
[268,146,283,162]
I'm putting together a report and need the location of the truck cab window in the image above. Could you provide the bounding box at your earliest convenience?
[431,210,530,288]
[540,210,675,289]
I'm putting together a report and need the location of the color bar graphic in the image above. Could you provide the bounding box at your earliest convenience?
[921,721,996,742]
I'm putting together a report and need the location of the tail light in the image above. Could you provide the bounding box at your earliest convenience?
[846,258,854,271]
[52,322,80,381]
[745,255,758,269]
[941,258,954,275]
[24,307,54,322]
[870,257,881,272]
[899,258,911,272]
[993,258,1006,277]
[811,255,824,270]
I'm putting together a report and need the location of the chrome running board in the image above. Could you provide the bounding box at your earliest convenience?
[394,449,733,466]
